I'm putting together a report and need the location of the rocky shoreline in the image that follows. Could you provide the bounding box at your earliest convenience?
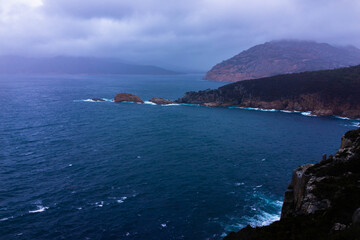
[176,65,360,119]
[224,128,360,240]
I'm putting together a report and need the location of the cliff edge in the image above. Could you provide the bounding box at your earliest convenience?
[177,65,360,119]
[224,128,360,240]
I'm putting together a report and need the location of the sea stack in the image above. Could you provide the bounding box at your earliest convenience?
[149,97,174,105]
[114,93,144,103]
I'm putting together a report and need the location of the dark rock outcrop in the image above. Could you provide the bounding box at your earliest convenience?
[177,65,360,119]
[205,40,360,82]
[91,98,105,101]
[224,128,360,240]
[149,97,174,105]
[114,93,144,103]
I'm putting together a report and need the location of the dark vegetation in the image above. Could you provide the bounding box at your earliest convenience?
[177,65,360,118]
[216,65,360,103]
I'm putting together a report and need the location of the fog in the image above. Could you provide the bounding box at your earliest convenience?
[1,0,360,70]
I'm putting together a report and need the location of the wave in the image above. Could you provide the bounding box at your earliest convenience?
[29,205,49,214]
[0,216,14,221]
[117,196,128,203]
[144,101,156,105]
[229,106,276,112]
[300,111,317,117]
[235,182,245,186]
[74,98,114,102]
[221,191,283,234]
[162,103,180,106]
[228,106,360,121]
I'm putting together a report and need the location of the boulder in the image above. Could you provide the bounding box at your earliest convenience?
[114,93,144,103]
[204,102,220,107]
[91,98,105,101]
[331,223,347,232]
[149,97,174,105]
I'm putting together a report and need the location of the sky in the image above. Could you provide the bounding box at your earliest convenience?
[1,0,360,70]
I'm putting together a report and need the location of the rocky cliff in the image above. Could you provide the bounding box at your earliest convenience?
[205,40,360,82]
[177,65,360,119]
[224,128,360,240]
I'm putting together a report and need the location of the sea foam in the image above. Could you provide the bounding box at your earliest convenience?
[29,205,49,214]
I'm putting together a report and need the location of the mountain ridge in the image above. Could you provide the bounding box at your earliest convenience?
[0,56,179,75]
[205,40,360,82]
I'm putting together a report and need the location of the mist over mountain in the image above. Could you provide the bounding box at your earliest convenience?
[0,56,179,75]
[205,40,360,82]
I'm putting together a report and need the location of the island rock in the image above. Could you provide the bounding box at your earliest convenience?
[114,93,144,103]
[149,97,174,105]
[91,98,105,101]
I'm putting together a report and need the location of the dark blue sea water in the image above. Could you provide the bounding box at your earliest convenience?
[1,74,359,240]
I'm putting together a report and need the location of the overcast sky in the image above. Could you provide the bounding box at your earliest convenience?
[1,0,360,70]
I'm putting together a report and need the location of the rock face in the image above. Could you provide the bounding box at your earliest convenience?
[177,65,360,119]
[114,93,144,103]
[224,128,360,240]
[148,97,174,105]
[205,40,360,82]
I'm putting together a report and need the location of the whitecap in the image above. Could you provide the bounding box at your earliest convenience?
[162,103,180,106]
[0,216,13,221]
[258,108,277,112]
[95,201,104,207]
[161,223,167,228]
[301,111,317,117]
[144,101,156,105]
[280,110,292,113]
[245,210,281,228]
[334,116,350,120]
[29,205,49,213]
[117,196,127,204]
[76,98,114,103]
[235,182,245,186]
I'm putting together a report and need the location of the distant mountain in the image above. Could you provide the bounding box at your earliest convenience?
[205,40,360,82]
[0,56,179,75]
[177,65,360,119]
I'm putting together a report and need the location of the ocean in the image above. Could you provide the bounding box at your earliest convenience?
[1,74,358,239]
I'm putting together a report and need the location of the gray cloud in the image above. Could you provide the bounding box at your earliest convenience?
[1,0,360,70]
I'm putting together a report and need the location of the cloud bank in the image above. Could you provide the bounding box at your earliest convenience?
[1,0,359,69]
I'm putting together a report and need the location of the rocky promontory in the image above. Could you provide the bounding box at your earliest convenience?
[225,128,360,240]
[114,93,144,103]
[205,40,360,82]
[177,65,360,119]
